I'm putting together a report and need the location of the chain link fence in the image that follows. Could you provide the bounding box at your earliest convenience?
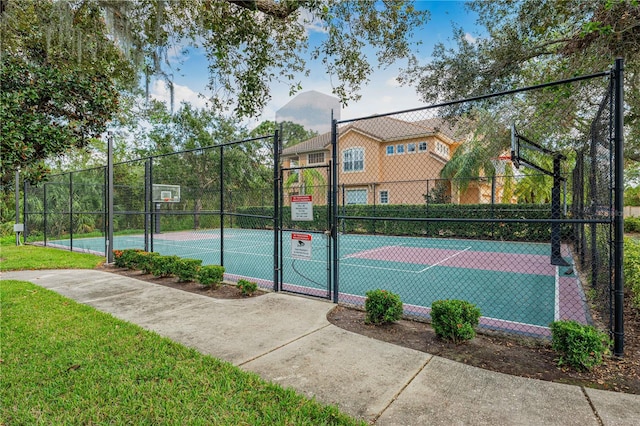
[333,69,619,340]
[24,134,278,289]
[22,64,624,351]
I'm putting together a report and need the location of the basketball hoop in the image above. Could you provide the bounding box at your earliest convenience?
[497,155,512,161]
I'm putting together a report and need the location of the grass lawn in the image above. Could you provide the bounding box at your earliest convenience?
[0,240,104,271]
[0,236,362,424]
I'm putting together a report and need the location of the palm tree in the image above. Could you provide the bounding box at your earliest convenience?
[284,168,327,199]
[439,110,512,202]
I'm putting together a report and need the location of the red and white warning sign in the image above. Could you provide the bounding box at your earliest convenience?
[291,233,312,260]
[291,195,313,221]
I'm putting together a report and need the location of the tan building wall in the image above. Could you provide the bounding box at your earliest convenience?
[279,121,513,206]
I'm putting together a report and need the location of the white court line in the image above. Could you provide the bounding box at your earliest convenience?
[339,262,422,274]
[341,245,403,259]
[416,247,472,273]
[338,245,474,274]
[228,241,273,252]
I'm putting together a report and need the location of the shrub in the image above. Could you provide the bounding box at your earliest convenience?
[364,289,403,325]
[624,237,640,308]
[237,279,258,296]
[112,250,125,267]
[624,216,640,233]
[120,249,144,269]
[137,251,160,274]
[150,255,179,278]
[430,299,481,343]
[174,258,202,282]
[550,320,610,371]
[198,265,225,288]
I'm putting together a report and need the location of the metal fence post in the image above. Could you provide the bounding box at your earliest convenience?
[43,182,48,246]
[331,119,339,303]
[69,172,74,251]
[15,171,20,245]
[220,145,224,267]
[107,133,114,263]
[273,130,280,292]
[23,180,28,241]
[145,158,150,252]
[613,58,625,356]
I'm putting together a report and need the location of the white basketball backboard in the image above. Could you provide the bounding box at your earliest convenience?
[152,184,181,203]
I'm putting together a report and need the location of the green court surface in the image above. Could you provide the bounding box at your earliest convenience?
[48,228,587,334]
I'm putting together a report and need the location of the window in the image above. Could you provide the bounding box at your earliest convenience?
[407,143,416,154]
[379,190,389,204]
[418,142,428,152]
[396,144,405,155]
[386,145,394,156]
[343,147,364,172]
[436,141,450,159]
[308,152,325,164]
[346,189,367,205]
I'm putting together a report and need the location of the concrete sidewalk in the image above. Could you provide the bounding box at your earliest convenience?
[3,269,639,425]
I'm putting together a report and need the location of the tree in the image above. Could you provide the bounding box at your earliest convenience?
[250,120,325,196]
[2,0,428,185]
[0,1,136,184]
[139,102,273,228]
[250,121,318,150]
[400,0,640,160]
[82,0,429,117]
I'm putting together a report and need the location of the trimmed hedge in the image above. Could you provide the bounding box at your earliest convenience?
[430,299,481,343]
[550,320,610,371]
[364,289,403,325]
[624,237,640,308]
[237,279,258,296]
[624,216,640,233]
[174,258,203,282]
[237,204,564,242]
[198,265,225,288]
[150,255,180,278]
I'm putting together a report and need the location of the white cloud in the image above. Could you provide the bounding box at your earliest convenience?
[464,32,477,44]
[149,79,210,110]
[340,65,425,120]
[386,76,402,88]
[297,8,327,35]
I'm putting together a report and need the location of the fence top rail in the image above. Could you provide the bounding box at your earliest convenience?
[145,133,276,161]
[29,134,278,181]
[336,70,610,125]
[26,165,106,182]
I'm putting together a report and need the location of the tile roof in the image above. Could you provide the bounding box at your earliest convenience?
[281,131,332,156]
[280,116,463,156]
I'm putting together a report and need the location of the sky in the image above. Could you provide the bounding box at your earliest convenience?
[149,1,484,130]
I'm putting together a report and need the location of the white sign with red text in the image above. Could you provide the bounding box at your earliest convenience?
[291,233,312,260]
[291,195,313,221]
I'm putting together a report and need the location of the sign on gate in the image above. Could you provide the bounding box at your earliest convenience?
[291,195,313,221]
[291,233,312,260]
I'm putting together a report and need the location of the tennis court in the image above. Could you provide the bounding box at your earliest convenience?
[49,227,588,336]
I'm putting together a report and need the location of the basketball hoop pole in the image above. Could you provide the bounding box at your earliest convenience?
[511,125,569,267]
[155,202,161,234]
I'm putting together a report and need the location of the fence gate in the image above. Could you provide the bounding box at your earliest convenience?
[278,163,333,299]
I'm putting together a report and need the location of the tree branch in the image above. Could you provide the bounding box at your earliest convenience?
[227,0,299,19]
